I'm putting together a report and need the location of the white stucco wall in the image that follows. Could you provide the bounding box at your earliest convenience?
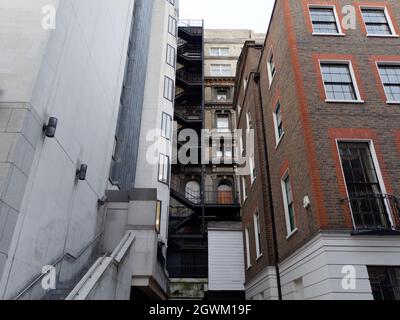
[0,0,135,299]
[246,232,400,300]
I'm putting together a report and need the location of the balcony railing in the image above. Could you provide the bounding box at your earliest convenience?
[342,194,400,232]
[178,44,202,59]
[174,105,202,120]
[170,181,240,205]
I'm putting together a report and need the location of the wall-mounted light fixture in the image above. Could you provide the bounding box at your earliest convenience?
[43,117,58,138]
[76,164,88,181]
[155,201,162,234]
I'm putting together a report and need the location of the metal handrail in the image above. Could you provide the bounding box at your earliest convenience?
[12,230,104,300]
[341,194,400,231]
[170,181,240,205]
[176,69,202,83]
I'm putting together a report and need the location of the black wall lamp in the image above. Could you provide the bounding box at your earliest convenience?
[43,117,58,138]
[76,164,88,181]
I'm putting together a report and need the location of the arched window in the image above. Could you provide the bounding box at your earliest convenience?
[218,182,233,204]
[185,180,201,204]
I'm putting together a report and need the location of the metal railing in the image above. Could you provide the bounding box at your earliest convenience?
[178,44,202,59]
[170,181,239,205]
[12,231,104,300]
[174,105,202,120]
[176,69,202,84]
[342,194,400,232]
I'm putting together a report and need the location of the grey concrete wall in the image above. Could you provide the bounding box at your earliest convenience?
[0,0,135,299]
[0,0,59,285]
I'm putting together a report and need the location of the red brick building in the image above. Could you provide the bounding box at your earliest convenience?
[235,0,400,300]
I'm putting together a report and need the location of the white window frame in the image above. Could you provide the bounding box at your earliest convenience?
[360,6,399,38]
[281,170,298,239]
[216,114,230,133]
[246,111,252,135]
[241,176,248,204]
[245,227,252,269]
[166,44,176,68]
[319,60,364,103]
[210,64,231,77]
[249,155,256,185]
[308,4,345,36]
[164,76,174,102]
[267,48,276,87]
[375,61,400,104]
[168,15,177,37]
[158,153,170,185]
[210,47,229,57]
[273,102,285,147]
[161,112,172,140]
[253,212,262,260]
[335,139,394,230]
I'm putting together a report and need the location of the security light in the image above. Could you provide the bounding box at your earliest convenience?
[76,164,88,181]
[43,117,58,138]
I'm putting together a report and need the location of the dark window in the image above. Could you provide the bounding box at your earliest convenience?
[268,53,276,80]
[378,64,400,102]
[362,8,393,35]
[338,142,391,230]
[368,267,400,300]
[309,7,339,34]
[274,103,284,140]
[321,63,358,101]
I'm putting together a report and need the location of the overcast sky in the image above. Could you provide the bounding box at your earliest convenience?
[179,0,274,33]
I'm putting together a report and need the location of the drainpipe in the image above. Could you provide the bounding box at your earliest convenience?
[253,72,282,300]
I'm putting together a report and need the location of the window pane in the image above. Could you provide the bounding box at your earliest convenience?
[310,7,339,34]
[217,114,230,132]
[368,267,400,300]
[379,65,400,101]
[362,9,392,35]
[284,175,296,232]
[321,63,357,100]
[161,113,172,139]
[166,44,175,67]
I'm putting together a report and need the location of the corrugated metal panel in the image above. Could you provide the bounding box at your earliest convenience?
[208,230,245,291]
[110,0,154,190]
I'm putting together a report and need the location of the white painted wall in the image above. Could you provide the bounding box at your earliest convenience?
[134,0,178,245]
[0,0,135,299]
[246,232,400,300]
[208,230,245,291]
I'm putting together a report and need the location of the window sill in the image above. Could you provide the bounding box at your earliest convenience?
[387,101,400,105]
[275,132,285,149]
[366,34,399,38]
[256,254,263,261]
[312,32,345,37]
[286,228,298,240]
[246,265,252,270]
[325,99,365,104]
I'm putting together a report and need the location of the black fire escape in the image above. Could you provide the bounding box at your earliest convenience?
[167,21,240,279]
